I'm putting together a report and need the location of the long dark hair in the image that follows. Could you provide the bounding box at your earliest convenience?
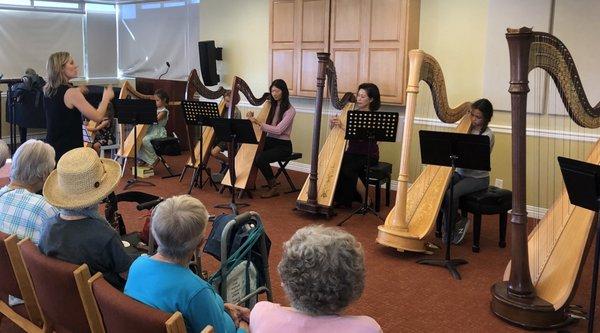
[358,83,381,111]
[269,79,291,123]
[471,98,493,134]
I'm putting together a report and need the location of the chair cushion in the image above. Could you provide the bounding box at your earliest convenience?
[460,186,512,215]
[369,162,392,180]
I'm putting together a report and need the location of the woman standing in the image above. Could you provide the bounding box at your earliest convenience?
[331,83,381,208]
[247,79,296,198]
[43,51,114,161]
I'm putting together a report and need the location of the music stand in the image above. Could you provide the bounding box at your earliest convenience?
[181,100,221,194]
[113,99,157,190]
[558,156,600,333]
[212,118,258,215]
[416,130,490,280]
[338,111,399,226]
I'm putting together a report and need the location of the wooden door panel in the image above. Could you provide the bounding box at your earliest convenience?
[272,0,296,43]
[302,0,327,42]
[272,49,295,93]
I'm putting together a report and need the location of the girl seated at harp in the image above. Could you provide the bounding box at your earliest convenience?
[138,89,170,168]
[211,90,242,183]
[88,103,116,155]
[330,83,381,208]
[247,79,296,198]
[443,98,495,245]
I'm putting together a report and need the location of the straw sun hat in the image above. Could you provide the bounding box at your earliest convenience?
[43,147,121,210]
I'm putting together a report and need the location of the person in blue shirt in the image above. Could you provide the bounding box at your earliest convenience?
[124,195,249,333]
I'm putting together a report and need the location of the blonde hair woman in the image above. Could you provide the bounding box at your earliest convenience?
[43,51,114,161]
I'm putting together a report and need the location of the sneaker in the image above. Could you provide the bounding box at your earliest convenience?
[452,218,470,245]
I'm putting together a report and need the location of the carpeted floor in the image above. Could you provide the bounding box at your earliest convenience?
[0,154,595,332]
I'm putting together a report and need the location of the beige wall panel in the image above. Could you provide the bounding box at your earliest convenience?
[332,49,361,94]
[300,49,320,94]
[302,0,326,42]
[272,1,296,43]
[333,0,361,42]
[367,49,399,98]
[369,0,401,42]
[272,49,295,92]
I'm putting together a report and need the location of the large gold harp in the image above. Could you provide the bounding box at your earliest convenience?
[376,49,471,253]
[491,28,600,329]
[295,52,356,217]
[179,69,229,183]
[220,76,271,192]
[115,81,156,174]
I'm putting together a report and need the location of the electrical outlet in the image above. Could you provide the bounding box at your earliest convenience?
[495,178,504,189]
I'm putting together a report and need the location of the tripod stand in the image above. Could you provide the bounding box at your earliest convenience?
[416,130,490,280]
[338,111,398,226]
[113,99,157,190]
[212,118,257,215]
[558,156,600,333]
[181,100,221,194]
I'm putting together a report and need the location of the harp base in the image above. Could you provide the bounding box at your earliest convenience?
[295,201,336,219]
[491,282,575,330]
[376,226,429,253]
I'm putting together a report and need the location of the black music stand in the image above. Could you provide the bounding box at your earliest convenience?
[338,111,399,226]
[212,118,257,215]
[113,99,157,190]
[558,156,600,333]
[181,100,221,194]
[416,130,490,280]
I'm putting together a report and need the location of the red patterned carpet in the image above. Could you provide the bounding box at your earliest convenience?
[1,154,595,332]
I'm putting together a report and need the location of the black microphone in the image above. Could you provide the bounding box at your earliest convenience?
[158,61,170,80]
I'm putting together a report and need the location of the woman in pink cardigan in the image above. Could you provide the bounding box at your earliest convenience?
[247,79,296,198]
[250,225,382,333]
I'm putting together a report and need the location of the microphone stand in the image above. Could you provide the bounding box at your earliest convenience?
[158,62,170,80]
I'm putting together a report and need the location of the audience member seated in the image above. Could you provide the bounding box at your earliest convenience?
[125,195,250,333]
[38,147,131,290]
[0,139,57,244]
[250,225,382,333]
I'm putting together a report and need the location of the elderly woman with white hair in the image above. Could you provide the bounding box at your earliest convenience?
[125,195,250,333]
[250,225,382,333]
[0,139,57,244]
[39,147,131,289]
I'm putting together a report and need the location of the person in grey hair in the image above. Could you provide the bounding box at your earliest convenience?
[250,225,382,333]
[0,139,57,244]
[39,147,131,290]
[125,195,250,333]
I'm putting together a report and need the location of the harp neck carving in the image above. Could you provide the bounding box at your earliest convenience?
[232,76,270,106]
[186,69,228,100]
[527,30,600,128]
[418,51,472,123]
[324,58,356,110]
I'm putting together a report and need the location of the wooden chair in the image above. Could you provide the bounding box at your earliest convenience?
[18,238,104,333]
[88,272,186,333]
[0,232,43,332]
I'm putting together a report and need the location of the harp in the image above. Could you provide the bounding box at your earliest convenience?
[179,69,229,181]
[115,81,156,173]
[220,76,271,192]
[295,52,356,217]
[491,28,600,329]
[376,50,471,253]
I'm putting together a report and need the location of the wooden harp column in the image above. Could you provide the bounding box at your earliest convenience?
[295,52,355,217]
[491,27,600,329]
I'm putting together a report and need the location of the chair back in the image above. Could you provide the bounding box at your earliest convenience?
[18,238,102,333]
[89,273,186,333]
[0,232,21,301]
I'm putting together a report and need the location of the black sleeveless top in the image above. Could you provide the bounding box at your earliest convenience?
[44,85,83,161]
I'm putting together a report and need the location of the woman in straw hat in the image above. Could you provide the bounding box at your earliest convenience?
[38,147,132,289]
